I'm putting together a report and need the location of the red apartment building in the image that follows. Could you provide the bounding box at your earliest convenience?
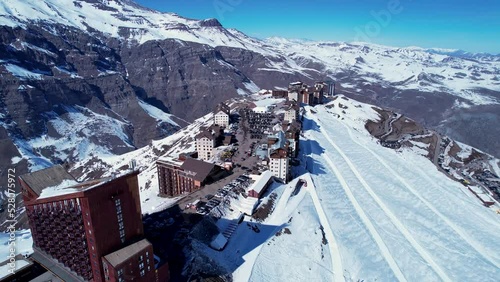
[157,157,224,197]
[19,165,169,282]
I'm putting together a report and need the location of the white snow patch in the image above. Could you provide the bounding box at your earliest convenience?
[37,179,80,199]
[4,64,45,80]
[138,99,179,127]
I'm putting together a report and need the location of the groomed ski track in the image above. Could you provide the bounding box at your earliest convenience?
[300,106,500,281]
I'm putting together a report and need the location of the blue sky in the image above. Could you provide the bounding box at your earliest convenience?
[136,0,500,54]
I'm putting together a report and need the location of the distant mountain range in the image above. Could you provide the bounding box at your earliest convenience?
[0,0,498,183]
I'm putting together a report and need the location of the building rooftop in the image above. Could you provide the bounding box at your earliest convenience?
[20,166,138,201]
[19,165,76,196]
[270,131,287,150]
[31,248,85,282]
[180,158,217,182]
[195,130,215,140]
[30,271,65,282]
[103,239,152,268]
[247,171,273,195]
[0,255,33,281]
[215,102,230,114]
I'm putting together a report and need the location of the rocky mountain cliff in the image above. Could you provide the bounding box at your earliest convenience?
[0,0,499,184]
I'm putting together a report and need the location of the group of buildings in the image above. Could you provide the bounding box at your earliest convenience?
[157,102,233,198]
[272,81,333,106]
[17,165,169,282]
[259,103,302,183]
[10,81,332,281]
[159,81,323,198]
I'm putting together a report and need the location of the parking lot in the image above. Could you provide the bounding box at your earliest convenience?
[244,109,277,139]
[175,166,247,212]
[192,174,253,217]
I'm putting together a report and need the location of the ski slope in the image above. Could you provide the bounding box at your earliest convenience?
[298,100,500,281]
[203,97,500,282]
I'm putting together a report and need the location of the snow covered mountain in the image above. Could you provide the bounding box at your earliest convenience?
[0,1,498,158]
[1,1,498,96]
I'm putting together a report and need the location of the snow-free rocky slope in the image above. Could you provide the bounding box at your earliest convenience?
[0,1,499,225]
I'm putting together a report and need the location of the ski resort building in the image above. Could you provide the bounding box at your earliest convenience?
[288,81,307,103]
[268,131,290,182]
[284,103,299,123]
[284,120,301,158]
[272,90,288,98]
[288,81,327,106]
[157,157,225,197]
[247,170,274,198]
[213,102,230,127]
[195,130,215,161]
[18,165,169,282]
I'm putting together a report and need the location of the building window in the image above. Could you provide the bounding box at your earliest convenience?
[140,269,145,277]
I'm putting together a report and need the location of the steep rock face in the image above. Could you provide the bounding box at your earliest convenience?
[0,25,188,177]
[120,39,252,120]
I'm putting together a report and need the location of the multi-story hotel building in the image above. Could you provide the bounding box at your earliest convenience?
[19,165,169,282]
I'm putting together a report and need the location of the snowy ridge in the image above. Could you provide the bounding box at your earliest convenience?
[138,99,180,127]
[1,1,498,105]
[0,0,266,52]
[263,39,500,105]
[12,105,134,171]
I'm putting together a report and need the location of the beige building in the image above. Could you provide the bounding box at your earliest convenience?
[269,148,289,183]
[287,91,300,102]
[196,130,215,161]
[214,102,230,127]
[268,131,290,182]
[284,107,298,123]
[214,111,229,127]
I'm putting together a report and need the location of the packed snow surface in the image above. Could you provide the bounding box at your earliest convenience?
[38,179,80,199]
